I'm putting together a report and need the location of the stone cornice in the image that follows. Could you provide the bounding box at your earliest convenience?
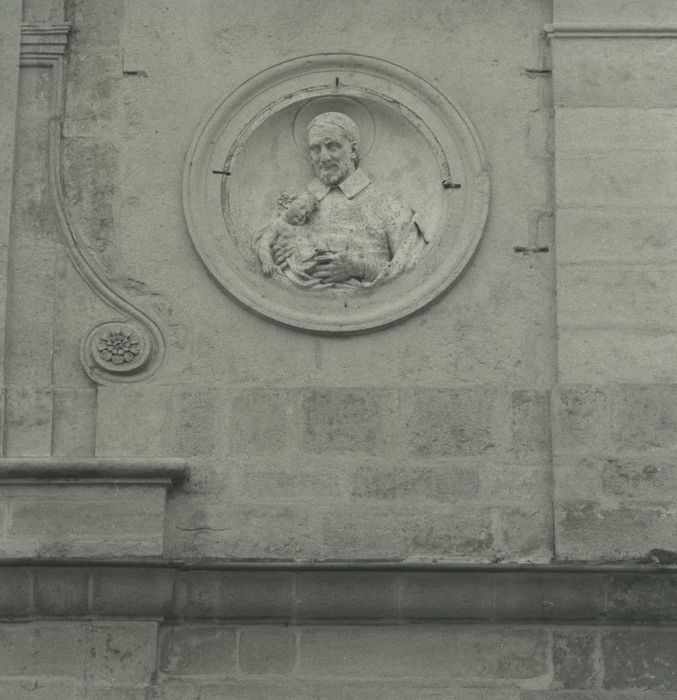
[545,22,677,39]
[0,457,188,485]
[0,562,674,622]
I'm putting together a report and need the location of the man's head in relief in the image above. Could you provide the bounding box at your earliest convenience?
[307,112,360,186]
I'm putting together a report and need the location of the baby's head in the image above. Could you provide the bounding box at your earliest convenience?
[278,191,318,226]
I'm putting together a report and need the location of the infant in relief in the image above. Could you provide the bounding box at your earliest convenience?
[256,190,322,275]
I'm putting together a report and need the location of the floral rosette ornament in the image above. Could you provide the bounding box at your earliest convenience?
[82,321,152,380]
[97,329,141,365]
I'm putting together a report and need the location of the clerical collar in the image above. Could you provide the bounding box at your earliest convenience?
[308,168,371,201]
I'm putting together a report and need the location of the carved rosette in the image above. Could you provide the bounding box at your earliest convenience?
[82,322,152,380]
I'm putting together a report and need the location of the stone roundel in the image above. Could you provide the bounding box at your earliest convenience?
[183,53,489,333]
[82,321,152,379]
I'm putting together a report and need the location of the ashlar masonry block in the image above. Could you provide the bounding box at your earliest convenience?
[297,626,549,680]
[0,458,185,558]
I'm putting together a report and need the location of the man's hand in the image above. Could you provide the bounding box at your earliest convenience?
[309,251,366,284]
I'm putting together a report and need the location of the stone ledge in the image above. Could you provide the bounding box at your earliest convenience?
[0,459,187,558]
[545,22,677,38]
[0,563,674,623]
[0,457,187,483]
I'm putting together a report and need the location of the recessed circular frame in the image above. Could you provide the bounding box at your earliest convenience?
[81,321,152,382]
[183,53,489,333]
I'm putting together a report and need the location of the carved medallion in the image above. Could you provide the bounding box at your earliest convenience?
[82,321,151,379]
[184,54,489,333]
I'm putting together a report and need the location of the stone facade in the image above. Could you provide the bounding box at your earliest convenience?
[1,0,677,697]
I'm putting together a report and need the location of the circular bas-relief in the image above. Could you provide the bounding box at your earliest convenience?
[184,54,489,333]
[81,321,152,380]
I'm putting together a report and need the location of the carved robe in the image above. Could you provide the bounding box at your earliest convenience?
[276,168,426,288]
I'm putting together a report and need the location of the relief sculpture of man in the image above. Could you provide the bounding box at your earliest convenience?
[255,111,426,288]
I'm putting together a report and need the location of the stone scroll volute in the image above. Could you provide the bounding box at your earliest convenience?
[19,24,167,385]
[184,54,489,333]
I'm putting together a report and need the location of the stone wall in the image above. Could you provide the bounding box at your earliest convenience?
[77,0,554,565]
[550,0,677,562]
[1,0,677,697]
[2,622,677,699]
[0,566,676,698]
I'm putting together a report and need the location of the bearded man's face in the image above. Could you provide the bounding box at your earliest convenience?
[307,124,356,186]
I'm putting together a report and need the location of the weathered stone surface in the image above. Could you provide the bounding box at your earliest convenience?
[553,39,677,108]
[552,629,598,689]
[0,622,156,682]
[91,567,174,617]
[554,0,677,23]
[558,329,677,383]
[34,567,89,617]
[558,265,677,328]
[0,623,83,678]
[607,574,677,621]
[295,571,399,619]
[556,108,677,154]
[603,629,677,690]
[497,506,553,562]
[0,568,31,617]
[84,623,158,684]
[601,455,677,501]
[3,484,166,557]
[400,572,493,620]
[159,625,236,676]
[236,453,349,501]
[557,152,677,209]
[0,679,76,700]
[96,386,229,458]
[52,389,97,457]
[478,462,550,506]
[37,0,557,564]
[401,387,503,457]
[75,687,149,700]
[239,626,297,675]
[174,571,294,619]
[551,385,610,455]
[64,53,121,138]
[6,2,677,695]
[556,501,677,561]
[62,137,121,274]
[13,565,677,625]
[5,65,58,413]
[612,384,677,451]
[556,452,677,505]
[556,207,677,266]
[320,503,497,560]
[66,0,123,50]
[160,679,345,700]
[231,388,297,454]
[356,689,521,700]
[522,692,676,700]
[3,388,53,458]
[351,458,481,502]
[298,626,549,679]
[494,573,605,621]
[169,500,322,560]
[301,388,397,456]
[509,389,551,458]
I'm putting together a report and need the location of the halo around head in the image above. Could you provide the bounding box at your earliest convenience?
[307,112,359,146]
[293,97,375,156]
